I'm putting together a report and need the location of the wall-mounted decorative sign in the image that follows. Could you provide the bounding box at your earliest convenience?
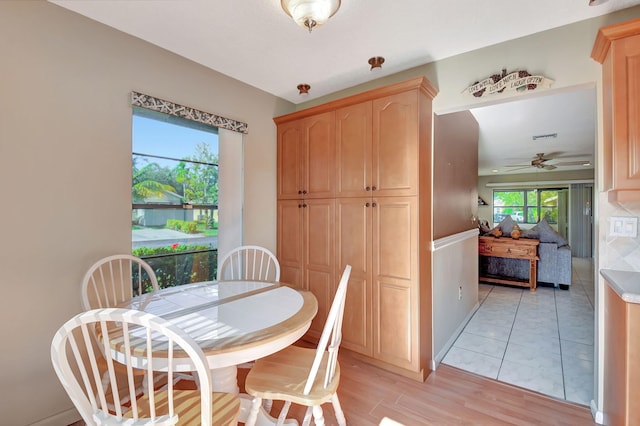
[462,69,554,98]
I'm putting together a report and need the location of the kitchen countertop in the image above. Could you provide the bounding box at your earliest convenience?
[601,269,640,304]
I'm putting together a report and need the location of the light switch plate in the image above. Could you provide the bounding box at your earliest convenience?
[610,216,638,238]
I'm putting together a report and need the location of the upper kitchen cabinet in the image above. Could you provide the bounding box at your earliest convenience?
[592,18,640,202]
[276,111,335,200]
[336,91,419,198]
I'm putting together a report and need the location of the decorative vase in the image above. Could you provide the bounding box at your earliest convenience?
[511,224,521,239]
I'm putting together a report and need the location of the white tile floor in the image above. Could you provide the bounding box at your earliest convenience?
[442,257,595,406]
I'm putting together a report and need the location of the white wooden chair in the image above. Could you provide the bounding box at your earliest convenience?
[217,245,280,282]
[244,265,352,426]
[81,254,159,311]
[51,308,241,426]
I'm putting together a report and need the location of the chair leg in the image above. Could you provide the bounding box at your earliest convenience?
[277,401,292,426]
[301,407,313,426]
[331,394,347,426]
[311,405,325,426]
[245,396,262,426]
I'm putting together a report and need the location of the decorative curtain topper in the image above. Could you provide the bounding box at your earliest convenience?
[462,69,554,98]
[131,91,248,134]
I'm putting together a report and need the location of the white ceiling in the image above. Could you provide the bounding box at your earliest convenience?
[49,0,639,176]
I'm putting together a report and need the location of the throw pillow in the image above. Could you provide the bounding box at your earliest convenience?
[484,215,516,237]
[497,215,516,235]
[531,218,569,246]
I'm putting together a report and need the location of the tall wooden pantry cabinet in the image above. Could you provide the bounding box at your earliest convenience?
[275,77,438,380]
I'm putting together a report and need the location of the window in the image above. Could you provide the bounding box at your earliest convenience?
[132,107,219,288]
[493,189,559,224]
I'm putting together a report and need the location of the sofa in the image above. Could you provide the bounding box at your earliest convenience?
[480,216,572,289]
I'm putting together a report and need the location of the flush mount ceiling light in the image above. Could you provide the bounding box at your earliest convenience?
[281,0,341,32]
[368,56,385,71]
[297,83,311,96]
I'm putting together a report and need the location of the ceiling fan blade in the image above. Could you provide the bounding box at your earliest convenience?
[555,160,591,166]
[543,164,557,170]
[504,164,530,168]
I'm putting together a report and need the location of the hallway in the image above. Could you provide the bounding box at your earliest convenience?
[442,257,595,406]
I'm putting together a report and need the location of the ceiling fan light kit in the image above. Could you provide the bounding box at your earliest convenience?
[281,0,341,32]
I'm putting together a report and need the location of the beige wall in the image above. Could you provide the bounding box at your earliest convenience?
[433,111,479,239]
[0,2,293,424]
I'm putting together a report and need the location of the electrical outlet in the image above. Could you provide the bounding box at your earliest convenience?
[610,216,638,238]
[458,286,462,300]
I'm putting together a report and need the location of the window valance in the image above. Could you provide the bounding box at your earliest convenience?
[131,91,248,134]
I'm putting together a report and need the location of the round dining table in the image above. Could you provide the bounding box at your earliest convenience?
[117,280,318,424]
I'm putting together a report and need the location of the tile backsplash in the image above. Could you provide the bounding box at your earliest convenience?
[599,192,640,271]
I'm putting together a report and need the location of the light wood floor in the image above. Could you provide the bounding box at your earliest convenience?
[237,347,594,426]
[70,347,595,425]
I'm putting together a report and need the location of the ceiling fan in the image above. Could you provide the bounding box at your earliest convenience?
[505,152,591,171]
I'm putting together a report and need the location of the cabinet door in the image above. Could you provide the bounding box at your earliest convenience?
[372,196,419,371]
[304,198,335,340]
[305,112,336,199]
[277,199,304,289]
[612,34,640,190]
[277,121,304,199]
[336,102,372,198]
[372,91,418,197]
[336,197,373,355]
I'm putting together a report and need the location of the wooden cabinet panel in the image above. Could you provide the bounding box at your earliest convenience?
[373,197,418,370]
[604,282,640,426]
[612,35,640,190]
[304,199,335,339]
[277,112,335,199]
[336,197,372,355]
[372,91,418,197]
[336,101,373,197]
[277,200,304,289]
[592,20,640,201]
[305,112,336,199]
[277,122,304,200]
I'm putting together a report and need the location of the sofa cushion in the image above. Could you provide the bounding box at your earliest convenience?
[531,218,569,247]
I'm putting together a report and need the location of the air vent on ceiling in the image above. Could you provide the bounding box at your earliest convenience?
[532,133,557,141]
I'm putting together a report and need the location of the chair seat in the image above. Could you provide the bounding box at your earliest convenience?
[130,390,240,426]
[245,345,340,406]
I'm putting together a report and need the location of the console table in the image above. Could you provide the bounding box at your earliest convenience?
[478,236,540,291]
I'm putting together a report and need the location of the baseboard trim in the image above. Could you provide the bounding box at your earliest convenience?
[590,399,604,424]
[30,408,80,426]
[432,301,481,370]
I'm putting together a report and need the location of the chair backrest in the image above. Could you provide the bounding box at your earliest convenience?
[51,308,216,426]
[303,264,351,395]
[216,245,280,282]
[82,254,159,310]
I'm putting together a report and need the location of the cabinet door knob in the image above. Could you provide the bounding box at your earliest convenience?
[298,190,303,194]
[303,203,307,208]
[372,186,377,191]
[298,204,302,208]
[365,202,370,207]
[366,186,371,191]
[372,202,377,207]
[302,190,307,195]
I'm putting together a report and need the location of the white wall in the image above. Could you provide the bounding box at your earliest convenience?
[0,2,293,424]
[432,230,479,368]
